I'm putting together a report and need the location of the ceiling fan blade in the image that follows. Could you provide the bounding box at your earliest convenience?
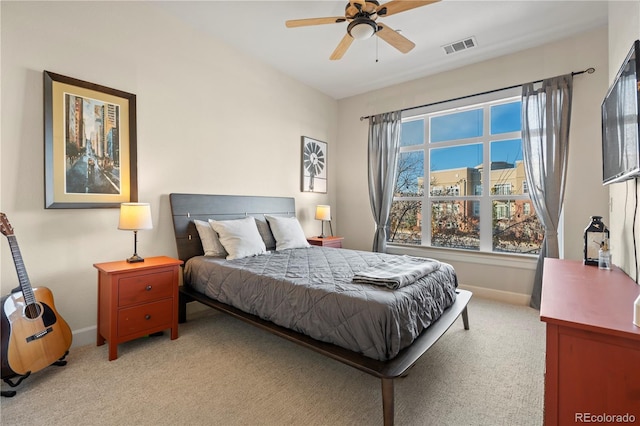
[330,34,354,60]
[375,23,415,53]
[285,17,346,28]
[376,0,440,17]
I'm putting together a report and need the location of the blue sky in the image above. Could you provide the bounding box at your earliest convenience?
[402,101,523,171]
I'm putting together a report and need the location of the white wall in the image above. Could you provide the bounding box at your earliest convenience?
[608,1,640,282]
[335,27,610,302]
[0,1,338,346]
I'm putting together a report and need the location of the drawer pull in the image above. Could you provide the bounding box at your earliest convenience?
[145,314,151,320]
[145,285,152,291]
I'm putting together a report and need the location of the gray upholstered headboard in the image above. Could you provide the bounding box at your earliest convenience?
[169,193,296,263]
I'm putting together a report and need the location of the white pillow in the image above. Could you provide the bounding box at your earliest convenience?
[194,220,227,257]
[209,217,267,260]
[265,215,311,251]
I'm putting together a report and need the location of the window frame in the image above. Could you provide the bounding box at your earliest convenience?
[391,86,540,256]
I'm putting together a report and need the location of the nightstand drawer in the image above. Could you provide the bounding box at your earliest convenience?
[118,270,174,306]
[117,299,173,337]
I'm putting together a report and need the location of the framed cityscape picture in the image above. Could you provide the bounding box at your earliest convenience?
[43,71,137,208]
[301,136,327,193]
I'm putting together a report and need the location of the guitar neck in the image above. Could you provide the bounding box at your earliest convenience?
[7,235,35,305]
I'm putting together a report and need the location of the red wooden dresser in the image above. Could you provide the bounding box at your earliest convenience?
[540,258,640,425]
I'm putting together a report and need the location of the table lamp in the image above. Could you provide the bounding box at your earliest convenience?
[315,205,332,238]
[118,202,153,263]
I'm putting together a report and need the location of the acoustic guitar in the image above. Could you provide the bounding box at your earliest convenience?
[0,213,72,381]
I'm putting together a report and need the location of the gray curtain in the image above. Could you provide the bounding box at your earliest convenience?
[368,111,402,252]
[522,74,573,309]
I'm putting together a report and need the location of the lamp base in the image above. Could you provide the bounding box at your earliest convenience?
[126,254,145,263]
[317,221,328,239]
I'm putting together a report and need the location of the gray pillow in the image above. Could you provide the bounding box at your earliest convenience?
[254,218,277,251]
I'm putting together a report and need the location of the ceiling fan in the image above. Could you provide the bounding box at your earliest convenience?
[285,0,440,60]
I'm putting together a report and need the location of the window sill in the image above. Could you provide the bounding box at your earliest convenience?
[386,244,538,271]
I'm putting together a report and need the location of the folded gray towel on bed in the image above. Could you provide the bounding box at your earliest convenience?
[352,255,441,289]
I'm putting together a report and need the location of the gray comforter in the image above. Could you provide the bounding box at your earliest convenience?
[184,247,458,361]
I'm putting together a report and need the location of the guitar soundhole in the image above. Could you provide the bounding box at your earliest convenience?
[24,303,42,319]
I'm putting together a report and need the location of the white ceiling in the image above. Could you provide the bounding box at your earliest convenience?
[154,0,609,99]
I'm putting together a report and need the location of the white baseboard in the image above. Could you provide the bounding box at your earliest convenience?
[458,284,532,306]
[71,325,97,348]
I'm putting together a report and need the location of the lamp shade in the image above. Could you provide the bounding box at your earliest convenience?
[118,203,153,231]
[315,205,331,221]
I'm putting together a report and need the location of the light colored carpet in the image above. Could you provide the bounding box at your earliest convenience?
[1,297,545,426]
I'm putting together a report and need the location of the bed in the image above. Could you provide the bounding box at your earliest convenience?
[170,193,472,425]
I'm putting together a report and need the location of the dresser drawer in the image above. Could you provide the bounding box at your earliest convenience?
[117,299,173,337]
[118,270,174,306]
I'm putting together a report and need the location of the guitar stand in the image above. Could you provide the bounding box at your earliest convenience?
[1,372,30,397]
[1,351,69,397]
[51,350,69,367]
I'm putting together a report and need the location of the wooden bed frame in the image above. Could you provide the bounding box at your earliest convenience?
[170,193,472,426]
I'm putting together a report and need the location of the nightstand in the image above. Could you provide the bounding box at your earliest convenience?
[307,236,344,248]
[94,256,183,360]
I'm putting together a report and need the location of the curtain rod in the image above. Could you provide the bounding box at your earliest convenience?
[359,67,595,121]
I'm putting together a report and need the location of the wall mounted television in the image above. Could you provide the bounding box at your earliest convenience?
[601,39,640,185]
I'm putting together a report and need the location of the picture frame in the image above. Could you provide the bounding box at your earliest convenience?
[44,71,137,208]
[301,136,327,193]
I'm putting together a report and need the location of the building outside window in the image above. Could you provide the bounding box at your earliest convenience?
[388,90,543,255]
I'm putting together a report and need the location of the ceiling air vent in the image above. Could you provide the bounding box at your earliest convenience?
[442,36,477,55]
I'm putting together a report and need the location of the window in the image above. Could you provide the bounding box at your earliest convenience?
[389,90,543,255]
[493,183,512,195]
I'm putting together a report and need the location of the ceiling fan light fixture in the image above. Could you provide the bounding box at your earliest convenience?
[347,18,376,40]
